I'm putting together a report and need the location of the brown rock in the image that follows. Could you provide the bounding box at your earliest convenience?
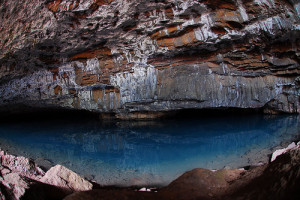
[159,168,245,199]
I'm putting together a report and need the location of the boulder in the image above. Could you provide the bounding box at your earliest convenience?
[271,142,298,162]
[0,150,44,180]
[40,165,93,192]
[0,168,30,200]
[159,168,245,199]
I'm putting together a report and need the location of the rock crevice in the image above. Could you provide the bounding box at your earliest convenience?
[0,0,299,116]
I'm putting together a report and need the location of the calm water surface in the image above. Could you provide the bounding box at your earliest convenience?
[0,114,299,186]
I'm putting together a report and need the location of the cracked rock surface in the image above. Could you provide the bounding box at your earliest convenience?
[0,0,300,117]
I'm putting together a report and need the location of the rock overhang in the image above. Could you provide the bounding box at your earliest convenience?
[0,0,299,118]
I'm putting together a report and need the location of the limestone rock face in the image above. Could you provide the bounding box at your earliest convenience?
[0,0,299,115]
[40,165,93,192]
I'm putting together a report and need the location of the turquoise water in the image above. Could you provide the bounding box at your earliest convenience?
[0,114,299,186]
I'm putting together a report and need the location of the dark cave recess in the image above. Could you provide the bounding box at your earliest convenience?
[0,103,276,123]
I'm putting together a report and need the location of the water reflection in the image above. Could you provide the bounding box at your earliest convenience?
[0,114,299,186]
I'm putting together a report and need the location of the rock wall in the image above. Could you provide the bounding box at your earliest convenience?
[0,0,299,117]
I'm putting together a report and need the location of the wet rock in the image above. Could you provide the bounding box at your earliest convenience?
[40,165,93,192]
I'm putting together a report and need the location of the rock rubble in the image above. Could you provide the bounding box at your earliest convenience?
[0,150,92,200]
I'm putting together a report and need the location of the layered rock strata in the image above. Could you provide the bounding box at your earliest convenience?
[0,0,300,117]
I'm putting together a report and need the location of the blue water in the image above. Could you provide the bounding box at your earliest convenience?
[0,114,299,186]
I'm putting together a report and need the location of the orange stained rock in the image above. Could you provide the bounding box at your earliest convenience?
[165,7,174,19]
[99,74,111,84]
[90,0,115,10]
[207,62,220,68]
[47,0,79,12]
[92,89,104,102]
[49,67,59,81]
[69,0,80,10]
[167,26,178,34]
[219,3,237,10]
[214,10,243,30]
[144,11,150,17]
[102,59,115,70]
[76,73,100,86]
[104,87,120,94]
[150,52,222,69]
[216,10,238,22]
[93,0,115,6]
[156,29,198,49]
[211,26,227,35]
[47,0,62,12]
[249,62,270,67]
[54,85,62,95]
[157,37,175,49]
[199,0,237,10]
[151,30,167,40]
[179,31,197,46]
[68,89,76,95]
[70,46,112,60]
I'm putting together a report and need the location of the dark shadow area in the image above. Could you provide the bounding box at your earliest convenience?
[164,107,265,120]
[0,105,268,124]
[0,105,99,123]
[21,179,71,200]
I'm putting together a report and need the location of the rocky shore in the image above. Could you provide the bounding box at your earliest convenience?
[1,141,299,200]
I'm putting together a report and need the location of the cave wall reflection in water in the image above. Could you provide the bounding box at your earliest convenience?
[0,113,299,186]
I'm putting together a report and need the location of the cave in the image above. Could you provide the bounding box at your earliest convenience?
[0,0,300,199]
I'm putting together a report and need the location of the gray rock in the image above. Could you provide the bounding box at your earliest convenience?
[0,0,299,116]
